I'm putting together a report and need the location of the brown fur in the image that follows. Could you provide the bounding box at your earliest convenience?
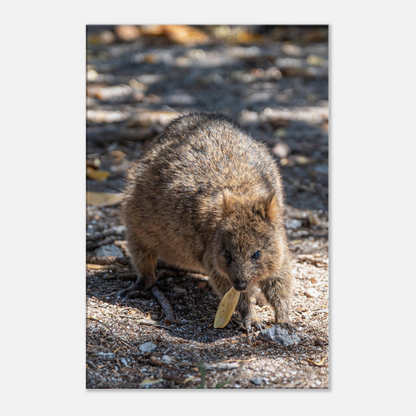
[120,112,293,332]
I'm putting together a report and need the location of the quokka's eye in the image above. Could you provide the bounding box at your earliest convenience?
[252,251,261,260]
[224,250,232,264]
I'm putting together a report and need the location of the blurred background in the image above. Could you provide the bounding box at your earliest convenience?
[86,24,328,213]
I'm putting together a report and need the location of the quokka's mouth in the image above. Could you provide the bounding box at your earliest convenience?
[233,282,248,292]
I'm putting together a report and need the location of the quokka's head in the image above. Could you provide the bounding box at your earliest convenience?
[213,189,284,292]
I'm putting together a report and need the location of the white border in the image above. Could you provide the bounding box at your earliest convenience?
[2,1,415,415]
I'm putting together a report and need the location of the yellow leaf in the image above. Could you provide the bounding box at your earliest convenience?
[214,287,240,328]
[184,377,196,383]
[86,191,122,207]
[140,377,164,386]
[161,25,210,46]
[87,167,110,181]
[86,264,112,270]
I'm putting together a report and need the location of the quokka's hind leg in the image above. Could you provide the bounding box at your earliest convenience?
[118,234,158,298]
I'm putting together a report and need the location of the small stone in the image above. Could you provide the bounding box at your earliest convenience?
[120,357,128,366]
[173,287,187,294]
[272,142,290,159]
[315,338,325,347]
[259,324,300,346]
[313,164,329,175]
[250,377,264,386]
[285,219,302,230]
[95,244,123,257]
[162,355,172,365]
[139,342,157,354]
[305,288,319,298]
[95,352,114,359]
[239,110,260,124]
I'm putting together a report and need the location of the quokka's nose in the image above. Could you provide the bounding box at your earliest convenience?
[233,281,247,291]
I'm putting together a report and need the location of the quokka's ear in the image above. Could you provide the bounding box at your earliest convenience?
[262,190,278,221]
[222,189,239,215]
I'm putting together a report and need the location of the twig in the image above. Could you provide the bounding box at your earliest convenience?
[136,319,170,329]
[306,357,328,367]
[86,236,116,250]
[221,357,256,363]
[86,316,138,350]
[86,255,130,266]
[150,286,175,325]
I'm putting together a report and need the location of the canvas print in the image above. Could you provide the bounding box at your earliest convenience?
[86,25,329,389]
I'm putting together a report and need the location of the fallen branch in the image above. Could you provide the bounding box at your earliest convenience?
[86,316,138,350]
[151,286,175,325]
[86,255,130,266]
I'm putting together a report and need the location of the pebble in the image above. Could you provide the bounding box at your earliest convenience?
[204,363,239,371]
[272,142,290,159]
[305,288,319,298]
[313,164,328,175]
[120,357,128,366]
[173,287,187,294]
[250,377,264,386]
[259,324,301,346]
[95,352,114,359]
[285,219,302,230]
[139,342,157,354]
[95,244,123,257]
[162,355,172,365]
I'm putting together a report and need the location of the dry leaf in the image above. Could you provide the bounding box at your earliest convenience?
[86,264,113,270]
[114,25,141,42]
[161,25,210,46]
[306,357,327,366]
[140,377,163,386]
[141,25,164,35]
[86,191,122,207]
[87,167,110,181]
[214,287,240,328]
